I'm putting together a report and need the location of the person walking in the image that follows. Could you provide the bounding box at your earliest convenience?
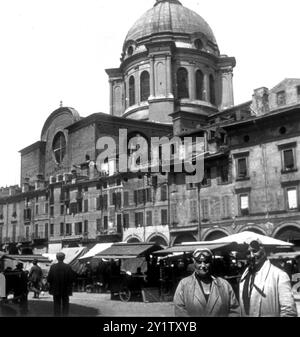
[239,239,298,317]
[173,248,240,317]
[47,252,75,317]
[13,262,29,316]
[29,259,43,298]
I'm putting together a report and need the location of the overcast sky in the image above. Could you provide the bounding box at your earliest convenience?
[0,0,299,188]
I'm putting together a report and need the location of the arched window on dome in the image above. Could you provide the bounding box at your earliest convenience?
[177,67,189,99]
[194,39,203,50]
[140,71,150,102]
[129,76,135,107]
[196,70,204,100]
[52,131,66,164]
[209,74,216,105]
[127,46,134,57]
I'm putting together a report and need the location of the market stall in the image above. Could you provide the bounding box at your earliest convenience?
[94,243,162,302]
[269,251,300,293]
[153,241,241,300]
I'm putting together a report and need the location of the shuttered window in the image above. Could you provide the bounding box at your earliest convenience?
[201,199,209,220]
[161,209,168,226]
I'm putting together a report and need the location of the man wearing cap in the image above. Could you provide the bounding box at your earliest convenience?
[239,239,297,317]
[47,252,75,316]
[29,259,43,299]
[173,248,240,317]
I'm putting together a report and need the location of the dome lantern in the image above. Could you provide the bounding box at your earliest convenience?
[154,0,182,6]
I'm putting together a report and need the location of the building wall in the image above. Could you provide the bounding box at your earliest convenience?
[21,145,45,185]
[68,124,96,169]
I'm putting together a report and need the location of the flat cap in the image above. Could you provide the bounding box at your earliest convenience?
[56,252,66,260]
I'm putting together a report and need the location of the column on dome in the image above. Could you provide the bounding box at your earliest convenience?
[188,66,196,100]
[203,73,210,102]
[166,55,173,98]
[220,67,234,109]
[149,56,155,98]
[136,72,140,104]
[109,80,113,115]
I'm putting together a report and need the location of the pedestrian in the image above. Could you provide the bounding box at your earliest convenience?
[47,252,75,317]
[173,248,240,317]
[239,239,298,317]
[28,259,43,298]
[13,262,29,316]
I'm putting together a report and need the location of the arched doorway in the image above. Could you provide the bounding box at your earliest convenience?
[204,230,228,241]
[127,237,141,243]
[241,227,265,235]
[148,235,168,247]
[173,233,196,245]
[275,226,300,248]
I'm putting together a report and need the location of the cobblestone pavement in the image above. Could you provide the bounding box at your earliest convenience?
[1,291,300,317]
[0,291,175,317]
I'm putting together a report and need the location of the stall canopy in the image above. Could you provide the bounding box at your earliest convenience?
[121,257,148,274]
[153,242,236,256]
[211,231,294,247]
[1,254,51,274]
[7,255,50,263]
[78,243,114,262]
[269,251,300,260]
[43,247,89,275]
[95,243,162,259]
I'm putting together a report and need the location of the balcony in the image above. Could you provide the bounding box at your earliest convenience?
[31,232,48,243]
[17,236,29,243]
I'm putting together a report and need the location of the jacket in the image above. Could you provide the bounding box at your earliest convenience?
[47,262,75,297]
[173,273,240,317]
[29,265,43,283]
[239,259,298,317]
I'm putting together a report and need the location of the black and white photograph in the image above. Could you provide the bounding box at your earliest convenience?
[0,0,300,325]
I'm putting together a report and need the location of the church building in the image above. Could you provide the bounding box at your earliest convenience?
[1,0,300,254]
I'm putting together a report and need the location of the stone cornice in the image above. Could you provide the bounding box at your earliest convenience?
[19,141,46,156]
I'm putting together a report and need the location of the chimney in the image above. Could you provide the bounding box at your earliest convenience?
[251,87,269,116]
[22,178,30,193]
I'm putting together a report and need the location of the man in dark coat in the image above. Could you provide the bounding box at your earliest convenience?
[29,259,43,298]
[13,262,29,316]
[47,252,75,316]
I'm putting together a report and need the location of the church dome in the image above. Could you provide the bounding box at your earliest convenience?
[124,0,217,47]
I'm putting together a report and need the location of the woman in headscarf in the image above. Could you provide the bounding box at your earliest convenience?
[173,248,240,317]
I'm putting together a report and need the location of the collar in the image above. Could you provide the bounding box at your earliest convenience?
[194,272,218,285]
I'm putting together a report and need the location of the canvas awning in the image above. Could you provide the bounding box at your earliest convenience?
[211,231,294,247]
[153,242,235,255]
[121,257,147,274]
[6,255,51,263]
[269,251,300,260]
[78,243,114,262]
[45,247,89,275]
[95,243,161,259]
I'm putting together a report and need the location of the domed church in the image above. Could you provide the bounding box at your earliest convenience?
[1,0,300,255]
[106,0,235,123]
